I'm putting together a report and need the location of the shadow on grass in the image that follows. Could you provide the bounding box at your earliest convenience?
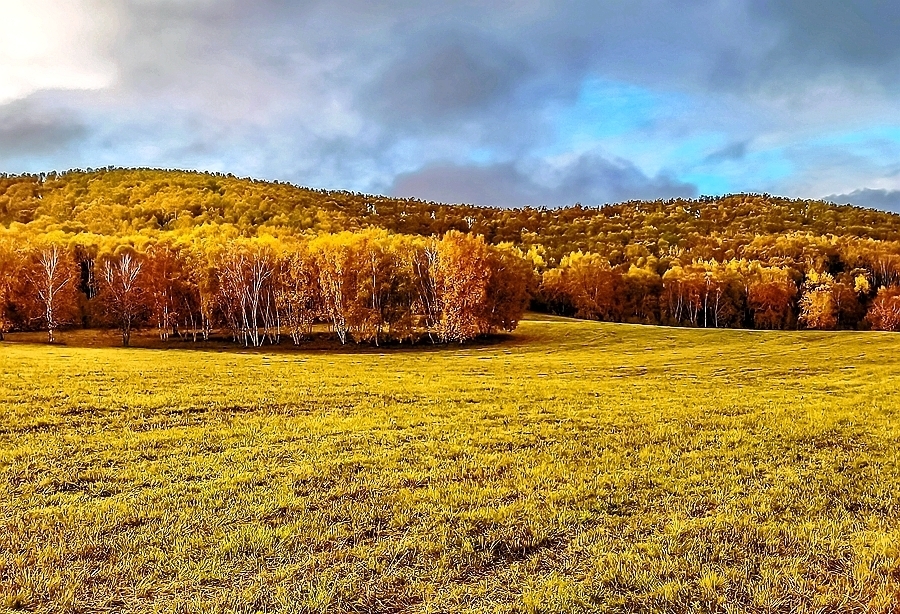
[2,327,524,356]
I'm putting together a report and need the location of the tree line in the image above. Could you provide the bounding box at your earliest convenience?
[540,251,900,331]
[0,230,530,346]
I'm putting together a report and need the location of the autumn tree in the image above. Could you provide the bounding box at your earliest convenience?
[747,266,798,329]
[215,238,278,347]
[142,241,197,340]
[864,251,900,288]
[831,277,862,328]
[25,243,80,343]
[184,240,219,341]
[716,261,748,327]
[693,260,743,328]
[541,252,621,321]
[866,286,900,331]
[404,236,442,340]
[362,233,420,343]
[662,264,704,326]
[215,245,248,344]
[432,231,493,342]
[312,232,363,344]
[275,240,320,344]
[478,243,531,335]
[0,238,23,340]
[99,250,146,346]
[799,270,837,330]
[354,230,406,344]
[621,265,662,324]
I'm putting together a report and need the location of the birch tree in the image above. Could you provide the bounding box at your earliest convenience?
[867,286,900,331]
[28,244,79,343]
[540,251,620,321]
[354,230,413,345]
[433,231,492,342]
[100,251,145,346]
[275,241,319,344]
[215,239,277,347]
[244,242,276,347]
[406,236,441,341]
[312,233,361,344]
[747,265,798,329]
[479,243,530,335]
[143,242,186,340]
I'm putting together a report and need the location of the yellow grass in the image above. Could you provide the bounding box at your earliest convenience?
[1,316,899,612]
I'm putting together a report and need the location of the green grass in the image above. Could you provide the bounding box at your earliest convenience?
[2,316,899,613]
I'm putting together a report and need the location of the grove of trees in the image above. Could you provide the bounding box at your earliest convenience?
[0,229,529,346]
[540,253,891,331]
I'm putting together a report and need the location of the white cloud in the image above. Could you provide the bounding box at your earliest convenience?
[0,0,116,104]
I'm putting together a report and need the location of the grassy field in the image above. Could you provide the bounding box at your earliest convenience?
[1,316,900,613]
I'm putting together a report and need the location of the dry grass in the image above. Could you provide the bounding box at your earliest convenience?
[1,316,900,612]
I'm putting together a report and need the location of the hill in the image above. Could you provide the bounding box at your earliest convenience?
[3,168,900,264]
[4,167,900,338]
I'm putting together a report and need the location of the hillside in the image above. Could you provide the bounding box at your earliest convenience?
[3,167,900,264]
[4,168,900,338]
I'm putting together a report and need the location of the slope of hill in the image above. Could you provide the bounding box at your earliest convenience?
[4,167,900,336]
[3,167,900,263]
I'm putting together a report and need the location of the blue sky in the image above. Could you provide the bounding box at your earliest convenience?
[2,0,900,210]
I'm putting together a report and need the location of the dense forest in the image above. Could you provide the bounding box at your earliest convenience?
[3,167,900,343]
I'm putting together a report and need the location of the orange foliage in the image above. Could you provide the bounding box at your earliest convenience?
[867,286,900,331]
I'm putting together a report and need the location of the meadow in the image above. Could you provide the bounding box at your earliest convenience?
[1,316,899,613]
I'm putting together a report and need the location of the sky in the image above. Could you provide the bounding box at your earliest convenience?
[1,1,900,211]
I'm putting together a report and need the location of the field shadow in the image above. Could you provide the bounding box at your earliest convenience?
[2,328,521,356]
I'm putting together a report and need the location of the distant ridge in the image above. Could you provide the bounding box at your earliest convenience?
[3,168,900,266]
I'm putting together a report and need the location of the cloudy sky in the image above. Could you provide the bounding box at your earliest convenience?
[2,1,900,210]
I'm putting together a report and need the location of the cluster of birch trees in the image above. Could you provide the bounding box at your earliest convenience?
[0,230,530,346]
[541,251,900,331]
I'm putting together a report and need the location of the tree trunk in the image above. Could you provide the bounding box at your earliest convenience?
[714,293,720,328]
[703,292,708,328]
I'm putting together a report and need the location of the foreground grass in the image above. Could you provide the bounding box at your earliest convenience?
[1,317,899,613]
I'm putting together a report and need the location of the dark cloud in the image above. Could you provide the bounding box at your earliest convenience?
[0,100,87,161]
[389,154,697,207]
[366,33,532,127]
[750,0,900,75]
[825,188,900,213]
[704,141,749,164]
[3,1,900,204]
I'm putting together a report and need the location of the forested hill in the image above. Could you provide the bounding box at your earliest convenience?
[2,167,899,266]
[7,167,900,336]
